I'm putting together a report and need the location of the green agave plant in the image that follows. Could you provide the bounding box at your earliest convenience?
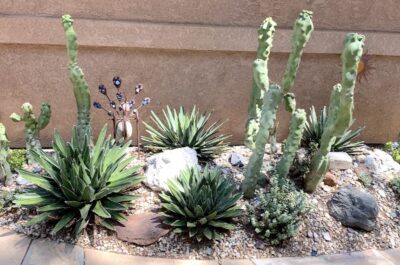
[14,125,143,237]
[303,106,364,155]
[159,166,243,241]
[142,106,229,160]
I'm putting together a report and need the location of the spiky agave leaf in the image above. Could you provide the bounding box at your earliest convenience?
[303,106,364,155]
[142,106,229,160]
[14,125,143,237]
[160,166,242,241]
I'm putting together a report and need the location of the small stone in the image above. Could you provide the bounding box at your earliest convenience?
[32,166,42,174]
[206,247,212,256]
[322,232,332,241]
[255,239,266,250]
[307,231,313,238]
[229,152,245,167]
[16,175,33,186]
[328,152,353,170]
[377,189,386,198]
[323,172,337,187]
[311,246,318,256]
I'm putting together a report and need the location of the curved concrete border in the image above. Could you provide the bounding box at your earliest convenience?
[0,228,398,265]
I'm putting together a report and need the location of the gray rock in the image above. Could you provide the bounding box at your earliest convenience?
[16,175,33,186]
[322,232,332,241]
[144,147,199,191]
[229,152,245,167]
[365,149,400,174]
[328,152,353,170]
[327,186,379,231]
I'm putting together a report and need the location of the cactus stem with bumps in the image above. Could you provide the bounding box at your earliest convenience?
[62,14,92,146]
[244,17,277,149]
[242,84,283,198]
[305,33,365,192]
[275,109,306,185]
[10,102,51,163]
[0,123,12,186]
[269,10,314,152]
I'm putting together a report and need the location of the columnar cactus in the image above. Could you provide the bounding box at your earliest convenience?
[305,33,365,192]
[242,10,313,198]
[244,17,276,149]
[242,84,283,198]
[10,102,51,163]
[62,15,92,146]
[275,109,306,184]
[269,10,314,152]
[0,123,12,186]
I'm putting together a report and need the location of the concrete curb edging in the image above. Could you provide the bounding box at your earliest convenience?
[0,228,398,265]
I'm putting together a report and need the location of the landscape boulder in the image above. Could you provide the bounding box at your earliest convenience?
[327,186,379,231]
[328,152,353,170]
[144,147,199,191]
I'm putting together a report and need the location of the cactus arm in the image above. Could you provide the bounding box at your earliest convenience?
[10,113,22,122]
[244,18,276,149]
[62,14,92,145]
[37,102,51,130]
[281,10,314,101]
[269,10,313,153]
[0,123,12,186]
[305,33,364,192]
[275,109,306,185]
[242,84,283,198]
[9,102,52,163]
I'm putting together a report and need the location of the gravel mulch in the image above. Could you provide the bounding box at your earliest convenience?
[0,145,399,260]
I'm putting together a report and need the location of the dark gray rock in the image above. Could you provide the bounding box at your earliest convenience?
[229,152,245,167]
[327,186,379,231]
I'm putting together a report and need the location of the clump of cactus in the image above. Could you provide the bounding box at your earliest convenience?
[248,179,308,245]
[10,102,51,163]
[242,10,313,198]
[62,14,92,146]
[305,33,365,192]
[383,141,400,163]
[93,76,150,149]
[7,149,27,172]
[0,123,12,186]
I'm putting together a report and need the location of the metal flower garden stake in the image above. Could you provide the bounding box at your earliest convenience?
[93,76,150,151]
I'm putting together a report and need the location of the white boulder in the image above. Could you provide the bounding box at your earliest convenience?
[328,152,353,170]
[144,147,199,191]
[364,149,400,174]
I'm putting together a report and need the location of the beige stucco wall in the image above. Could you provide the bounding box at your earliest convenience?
[0,0,399,147]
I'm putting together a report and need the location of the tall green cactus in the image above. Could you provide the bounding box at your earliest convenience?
[62,15,92,146]
[0,123,12,186]
[244,17,276,149]
[242,84,283,198]
[305,33,365,192]
[10,102,51,163]
[269,10,314,152]
[275,109,306,184]
[242,10,313,198]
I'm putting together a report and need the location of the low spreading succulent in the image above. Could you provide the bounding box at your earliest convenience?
[248,179,308,245]
[303,106,364,155]
[142,106,229,160]
[390,176,400,195]
[93,76,150,146]
[383,141,400,163]
[14,126,143,237]
[7,149,27,172]
[159,166,243,241]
